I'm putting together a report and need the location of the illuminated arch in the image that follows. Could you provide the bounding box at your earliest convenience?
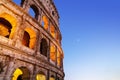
[57,50,61,66]
[50,25,56,38]
[57,50,64,67]
[11,67,30,80]
[36,72,46,80]
[49,75,55,80]
[0,13,17,39]
[50,43,56,62]
[42,16,49,30]
[40,38,48,57]
[22,31,30,47]
[0,18,12,38]
[22,27,36,49]
[56,32,60,42]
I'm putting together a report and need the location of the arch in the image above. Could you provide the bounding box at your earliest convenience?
[57,50,61,66]
[0,13,17,39]
[56,32,60,42]
[36,72,46,80]
[22,27,36,49]
[49,75,55,80]
[52,11,55,16]
[11,67,30,80]
[56,76,60,80]
[13,0,25,6]
[50,43,56,62]
[0,18,12,38]
[29,5,39,19]
[42,16,49,30]
[22,31,30,47]
[50,25,56,38]
[40,38,48,57]
[0,62,3,73]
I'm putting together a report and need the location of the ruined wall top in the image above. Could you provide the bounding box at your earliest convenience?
[40,0,59,18]
[38,0,60,25]
[11,0,60,27]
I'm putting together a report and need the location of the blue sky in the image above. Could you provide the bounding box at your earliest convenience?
[54,0,120,80]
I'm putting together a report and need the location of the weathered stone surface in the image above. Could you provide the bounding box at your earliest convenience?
[0,0,64,80]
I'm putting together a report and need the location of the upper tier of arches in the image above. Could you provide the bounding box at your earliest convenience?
[12,0,59,26]
[12,0,62,45]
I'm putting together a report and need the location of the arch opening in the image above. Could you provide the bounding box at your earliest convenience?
[22,31,30,47]
[56,77,60,80]
[0,13,17,39]
[50,25,55,38]
[36,72,46,80]
[50,44,56,63]
[57,50,61,67]
[13,0,25,6]
[22,28,36,49]
[52,11,55,16]
[50,75,55,80]
[42,16,49,30]
[0,18,12,38]
[40,38,48,57]
[11,67,30,80]
[29,5,39,19]
[56,32,60,42]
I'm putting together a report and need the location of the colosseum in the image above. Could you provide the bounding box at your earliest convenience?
[0,0,64,80]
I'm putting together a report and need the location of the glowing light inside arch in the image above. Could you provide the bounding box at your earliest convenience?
[42,16,49,30]
[57,50,61,66]
[50,77,55,80]
[24,27,36,49]
[36,74,46,80]
[50,44,56,62]
[0,13,17,39]
[12,68,23,80]
[50,25,55,38]
[0,22,10,37]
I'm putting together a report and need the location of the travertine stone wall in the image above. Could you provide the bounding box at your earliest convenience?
[0,0,64,80]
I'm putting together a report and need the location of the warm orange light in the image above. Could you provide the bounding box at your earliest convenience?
[0,13,17,39]
[25,27,36,49]
[36,74,46,80]
[0,23,9,37]
[12,68,23,80]
[50,44,56,62]
[42,16,49,30]
[50,25,55,38]
[50,77,55,80]
[57,50,61,66]
[56,32,59,41]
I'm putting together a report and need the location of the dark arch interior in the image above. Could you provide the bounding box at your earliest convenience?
[50,75,55,80]
[17,75,22,80]
[22,31,30,47]
[0,18,12,38]
[40,38,48,57]
[56,77,60,80]
[52,11,55,16]
[21,0,25,6]
[51,75,55,78]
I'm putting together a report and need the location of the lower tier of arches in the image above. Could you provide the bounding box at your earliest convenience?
[0,53,64,80]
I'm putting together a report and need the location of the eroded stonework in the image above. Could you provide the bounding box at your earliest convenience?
[0,0,64,80]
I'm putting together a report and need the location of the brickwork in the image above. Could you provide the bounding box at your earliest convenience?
[0,0,64,80]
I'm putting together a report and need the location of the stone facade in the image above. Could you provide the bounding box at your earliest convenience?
[0,0,64,80]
